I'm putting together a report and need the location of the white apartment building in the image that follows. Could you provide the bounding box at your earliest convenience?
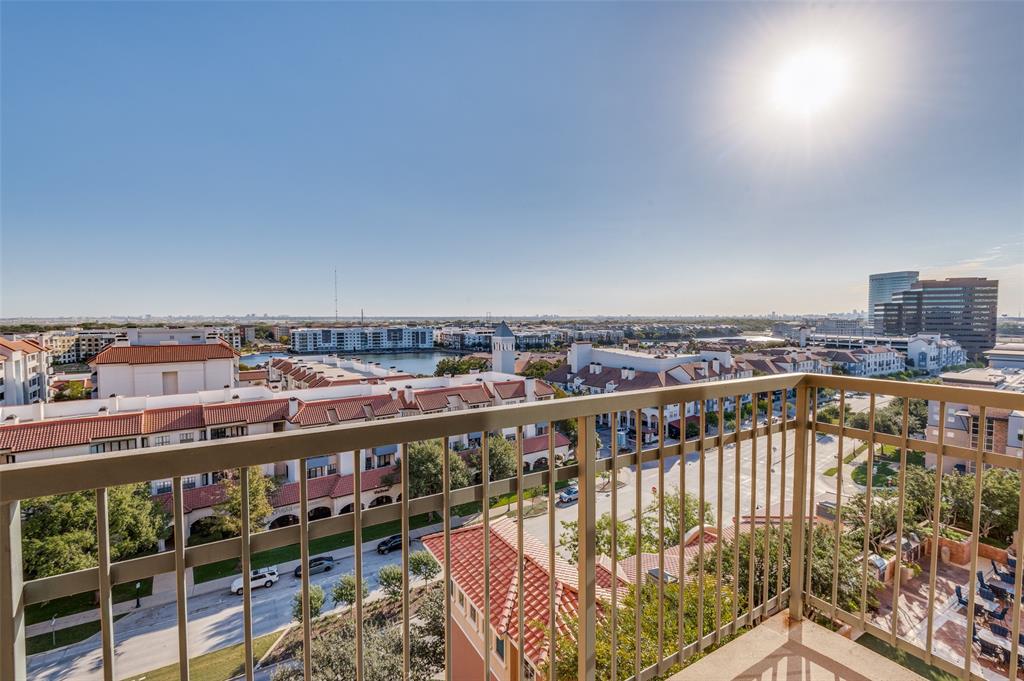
[436,327,495,350]
[0,338,49,406]
[906,333,968,373]
[290,326,434,353]
[89,340,240,397]
[268,356,413,390]
[985,343,1024,371]
[821,346,905,377]
[567,328,626,343]
[125,326,242,350]
[0,370,557,541]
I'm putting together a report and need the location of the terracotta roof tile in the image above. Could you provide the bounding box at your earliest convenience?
[91,341,238,365]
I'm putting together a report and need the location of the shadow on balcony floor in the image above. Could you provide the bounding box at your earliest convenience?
[668,612,927,681]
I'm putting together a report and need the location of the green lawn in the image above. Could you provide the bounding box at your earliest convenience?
[27,579,153,625]
[193,513,435,583]
[856,633,958,681]
[26,614,127,655]
[851,461,897,487]
[823,467,838,477]
[124,629,280,681]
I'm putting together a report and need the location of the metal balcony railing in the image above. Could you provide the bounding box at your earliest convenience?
[0,373,1021,681]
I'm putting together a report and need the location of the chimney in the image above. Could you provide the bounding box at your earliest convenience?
[627,367,636,380]
[34,402,45,421]
[4,415,18,425]
[224,387,232,403]
[404,385,414,404]
[621,368,629,380]
[590,362,600,375]
[111,395,120,413]
[712,358,720,373]
[359,379,368,385]
[288,397,299,418]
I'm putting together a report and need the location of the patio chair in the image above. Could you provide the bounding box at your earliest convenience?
[1010,555,1017,570]
[975,602,989,618]
[956,585,970,607]
[990,583,1010,601]
[1019,632,1024,647]
[978,570,989,589]
[991,623,1011,638]
[990,605,1010,622]
[980,586,997,602]
[977,638,1005,662]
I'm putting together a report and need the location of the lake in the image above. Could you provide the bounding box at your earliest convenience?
[238,351,457,377]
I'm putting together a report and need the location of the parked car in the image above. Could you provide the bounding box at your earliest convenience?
[231,567,279,596]
[293,555,335,578]
[377,534,403,554]
[558,486,579,505]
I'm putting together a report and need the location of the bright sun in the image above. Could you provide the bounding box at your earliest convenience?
[768,45,852,120]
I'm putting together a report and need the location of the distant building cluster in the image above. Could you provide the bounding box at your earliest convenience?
[290,326,434,353]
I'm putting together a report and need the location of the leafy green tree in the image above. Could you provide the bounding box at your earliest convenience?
[980,468,1020,541]
[846,490,900,555]
[401,439,471,501]
[292,583,326,622]
[560,491,709,563]
[433,356,490,377]
[409,550,441,582]
[54,381,89,401]
[214,467,276,534]
[378,564,404,600]
[467,435,518,483]
[21,484,166,580]
[331,573,369,611]
[519,359,563,379]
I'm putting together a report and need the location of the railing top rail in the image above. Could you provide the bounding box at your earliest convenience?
[804,373,1024,411]
[0,374,801,502]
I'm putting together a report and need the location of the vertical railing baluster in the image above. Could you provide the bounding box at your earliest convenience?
[0,499,25,681]
[778,390,787,602]
[95,488,115,681]
[298,460,312,681]
[677,403,687,654]
[963,406,987,678]
[482,432,491,681]
[925,401,946,663]
[656,404,665,670]
[747,394,757,626]
[441,439,452,681]
[788,386,809,622]
[762,392,772,615]
[696,400,706,651]
[804,389,818,610]
[1007,468,1024,680]
[577,415,597,681]
[714,399,725,643]
[635,408,644,679]
[609,411,619,681]
[546,425,556,681]
[732,395,741,634]
[831,392,846,621]
[240,468,254,681]
[860,394,877,625]
[172,476,190,681]
[401,443,411,680]
[353,450,364,681]
[889,400,910,646]
[516,426,525,681]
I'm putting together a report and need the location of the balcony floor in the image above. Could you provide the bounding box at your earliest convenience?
[669,612,926,681]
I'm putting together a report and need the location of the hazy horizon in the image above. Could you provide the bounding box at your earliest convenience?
[3,2,1022,318]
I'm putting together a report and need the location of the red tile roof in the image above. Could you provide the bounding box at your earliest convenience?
[0,337,45,355]
[204,399,291,426]
[492,380,527,400]
[414,384,493,412]
[533,380,556,397]
[290,394,401,426]
[522,432,570,455]
[238,369,268,382]
[90,341,238,365]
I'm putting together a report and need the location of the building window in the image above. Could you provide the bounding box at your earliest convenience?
[457,589,465,610]
[153,435,171,447]
[495,636,505,661]
[180,432,194,443]
[89,438,138,454]
[469,605,477,625]
[154,481,171,494]
[211,425,247,440]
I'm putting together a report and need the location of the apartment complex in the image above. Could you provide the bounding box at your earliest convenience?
[867,270,919,328]
[290,326,434,353]
[984,343,1024,371]
[0,338,49,406]
[267,356,412,389]
[873,277,998,358]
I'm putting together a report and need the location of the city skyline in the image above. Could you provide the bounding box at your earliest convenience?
[3,2,1022,317]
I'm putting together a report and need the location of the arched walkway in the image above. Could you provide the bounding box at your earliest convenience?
[368,495,393,508]
[268,514,299,529]
[308,506,331,522]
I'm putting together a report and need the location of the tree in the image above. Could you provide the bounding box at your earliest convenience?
[409,550,441,582]
[378,564,404,600]
[214,467,276,535]
[548,578,729,680]
[519,359,563,379]
[467,435,517,483]
[54,381,88,401]
[331,573,369,611]
[846,490,900,555]
[434,356,490,377]
[21,484,167,580]
[402,440,471,501]
[685,420,699,440]
[980,468,1020,541]
[292,583,326,622]
[559,491,710,563]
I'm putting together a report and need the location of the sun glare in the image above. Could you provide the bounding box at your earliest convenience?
[768,45,852,120]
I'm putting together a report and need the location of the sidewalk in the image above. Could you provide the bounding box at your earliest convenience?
[26,517,458,638]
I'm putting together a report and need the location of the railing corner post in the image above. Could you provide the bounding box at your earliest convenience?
[0,500,26,681]
[788,385,809,622]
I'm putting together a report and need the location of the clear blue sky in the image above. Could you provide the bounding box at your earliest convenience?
[2,1,1021,318]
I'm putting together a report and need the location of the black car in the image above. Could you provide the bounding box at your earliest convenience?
[377,534,403,554]
[293,555,335,578]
